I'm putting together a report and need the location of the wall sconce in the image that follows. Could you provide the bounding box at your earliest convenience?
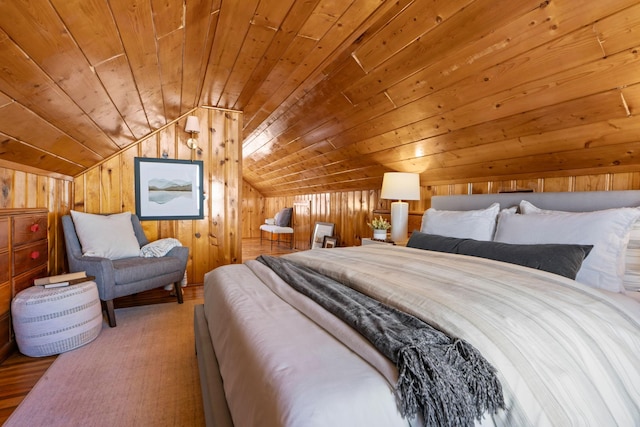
[185,116,200,150]
[381,172,420,243]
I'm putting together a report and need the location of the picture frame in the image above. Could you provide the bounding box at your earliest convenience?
[134,157,204,220]
[311,222,335,249]
[322,235,338,248]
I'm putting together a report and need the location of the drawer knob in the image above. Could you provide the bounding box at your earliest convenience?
[30,224,40,233]
[30,251,40,260]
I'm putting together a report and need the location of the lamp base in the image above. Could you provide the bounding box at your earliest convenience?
[389,201,409,243]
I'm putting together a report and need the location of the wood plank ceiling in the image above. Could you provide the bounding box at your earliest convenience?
[0,0,639,197]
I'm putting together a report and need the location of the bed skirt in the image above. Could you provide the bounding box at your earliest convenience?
[194,304,233,427]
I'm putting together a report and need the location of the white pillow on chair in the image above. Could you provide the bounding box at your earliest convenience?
[70,211,141,260]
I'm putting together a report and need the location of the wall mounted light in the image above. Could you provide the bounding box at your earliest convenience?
[381,172,421,243]
[185,116,200,150]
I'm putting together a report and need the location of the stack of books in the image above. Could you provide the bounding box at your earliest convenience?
[34,271,96,289]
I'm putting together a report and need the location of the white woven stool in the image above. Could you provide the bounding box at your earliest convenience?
[11,281,103,357]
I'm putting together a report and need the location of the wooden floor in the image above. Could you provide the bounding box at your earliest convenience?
[0,237,296,424]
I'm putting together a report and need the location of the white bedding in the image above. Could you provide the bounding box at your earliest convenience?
[203,245,640,427]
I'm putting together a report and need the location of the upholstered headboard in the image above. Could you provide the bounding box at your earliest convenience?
[431,190,640,212]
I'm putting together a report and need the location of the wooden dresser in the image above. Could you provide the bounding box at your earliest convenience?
[0,209,48,363]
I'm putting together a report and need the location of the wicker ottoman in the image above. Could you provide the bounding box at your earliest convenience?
[11,281,103,357]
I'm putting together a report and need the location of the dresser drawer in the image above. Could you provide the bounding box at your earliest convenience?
[13,241,48,277]
[0,218,8,250]
[13,214,48,246]
[0,282,9,316]
[0,312,11,361]
[0,252,8,284]
[13,265,48,296]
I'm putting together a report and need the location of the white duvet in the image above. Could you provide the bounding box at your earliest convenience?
[204,245,640,426]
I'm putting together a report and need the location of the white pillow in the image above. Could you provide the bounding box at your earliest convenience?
[494,201,640,292]
[420,202,500,241]
[70,211,141,260]
[623,220,640,291]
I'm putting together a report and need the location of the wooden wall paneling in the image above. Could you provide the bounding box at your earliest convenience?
[157,29,184,121]
[612,172,640,190]
[232,0,320,112]
[542,177,576,193]
[25,172,37,208]
[181,0,216,113]
[351,0,472,75]
[12,171,25,208]
[217,0,292,108]
[199,0,261,106]
[140,133,159,160]
[293,200,311,250]
[109,0,166,129]
[69,107,242,285]
[347,0,538,105]
[158,122,177,160]
[120,146,138,214]
[94,56,151,140]
[0,168,11,209]
[208,110,225,269]
[72,173,84,211]
[0,1,134,148]
[574,175,611,192]
[243,0,400,135]
[242,180,264,239]
[83,166,101,213]
[224,110,243,265]
[99,157,122,214]
[188,113,210,282]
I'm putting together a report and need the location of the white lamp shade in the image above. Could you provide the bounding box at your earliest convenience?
[185,116,200,133]
[381,172,420,201]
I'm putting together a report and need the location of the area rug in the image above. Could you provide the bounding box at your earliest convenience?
[4,300,205,427]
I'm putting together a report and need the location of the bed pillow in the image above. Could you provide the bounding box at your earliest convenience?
[623,220,640,291]
[407,231,592,279]
[70,210,141,260]
[494,203,640,292]
[420,202,500,241]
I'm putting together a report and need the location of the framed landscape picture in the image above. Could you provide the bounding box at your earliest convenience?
[134,157,204,220]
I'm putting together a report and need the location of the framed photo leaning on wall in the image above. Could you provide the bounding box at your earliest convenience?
[311,222,334,249]
[322,235,338,248]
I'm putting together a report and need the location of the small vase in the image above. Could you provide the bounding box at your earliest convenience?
[373,229,387,240]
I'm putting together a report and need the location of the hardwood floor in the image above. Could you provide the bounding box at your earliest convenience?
[0,237,296,424]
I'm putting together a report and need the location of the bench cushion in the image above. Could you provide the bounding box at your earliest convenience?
[260,224,294,234]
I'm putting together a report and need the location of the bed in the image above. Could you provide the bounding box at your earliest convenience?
[195,191,640,427]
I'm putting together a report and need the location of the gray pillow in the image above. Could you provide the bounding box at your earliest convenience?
[406,231,593,280]
[276,207,293,227]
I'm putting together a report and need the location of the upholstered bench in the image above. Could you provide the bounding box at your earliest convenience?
[260,207,294,249]
[11,281,102,357]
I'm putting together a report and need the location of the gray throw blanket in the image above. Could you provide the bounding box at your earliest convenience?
[258,255,504,427]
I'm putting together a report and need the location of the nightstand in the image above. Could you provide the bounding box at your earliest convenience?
[362,238,406,246]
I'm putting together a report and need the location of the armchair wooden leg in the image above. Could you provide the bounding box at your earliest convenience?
[104,300,116,327]
[174,281,184,304]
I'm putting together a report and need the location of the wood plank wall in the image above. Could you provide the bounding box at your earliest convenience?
[246,171,640,249]
[73,107,242,285]
[0,162,71,276]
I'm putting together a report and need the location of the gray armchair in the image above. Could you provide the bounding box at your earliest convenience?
[61,214,188,327]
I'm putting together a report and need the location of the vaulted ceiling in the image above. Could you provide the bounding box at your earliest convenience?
[1,0,639,197]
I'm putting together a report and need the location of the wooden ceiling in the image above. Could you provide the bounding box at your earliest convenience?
[1,0,640,197]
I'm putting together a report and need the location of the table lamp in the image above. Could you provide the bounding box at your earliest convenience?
[381,172,420,243]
